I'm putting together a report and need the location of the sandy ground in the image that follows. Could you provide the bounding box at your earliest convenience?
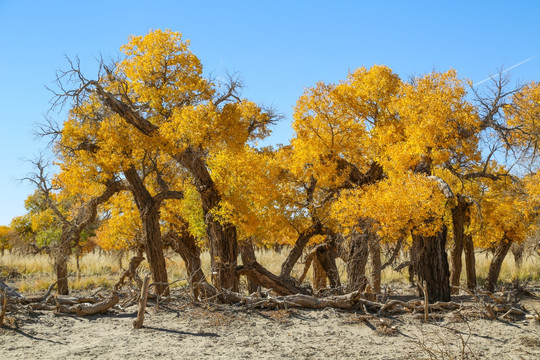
[1,291,539,360]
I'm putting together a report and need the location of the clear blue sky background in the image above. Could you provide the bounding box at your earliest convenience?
[1,0,539,226]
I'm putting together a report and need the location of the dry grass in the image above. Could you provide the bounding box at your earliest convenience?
[0,248,538,294]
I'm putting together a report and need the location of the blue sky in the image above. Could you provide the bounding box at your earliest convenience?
[1,0,540,225]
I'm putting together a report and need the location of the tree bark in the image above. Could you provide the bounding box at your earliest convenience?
[486,237,512,292]
[312,256,327,292]
[55,229,72,295]
[450,196,470,294]
[316,243,341,290]
[175,149,239,292]
[163,227,211,300]
[368,236,381,294]
[239,238,259,294]
[413,225,451,303]
[124,167,169,296]
[347,229,369,292]
[463,232,477,290]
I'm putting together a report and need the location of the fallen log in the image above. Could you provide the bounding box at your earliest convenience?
[52,296,102,306]
[236,262,311,296]
[218,289,364,310]
[55,292,119,316]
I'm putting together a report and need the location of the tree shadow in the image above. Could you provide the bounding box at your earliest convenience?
[143,326,219,338]
[9,328,66,345]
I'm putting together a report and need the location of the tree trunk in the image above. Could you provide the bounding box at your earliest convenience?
[175,149,239,292]
[463,233,477,290]
[163,227,212,300]
[368,236,381,294]
[55,252,69,295]
[486,237,512,292]
[55,230,72,295]
[312,257,327,292]
[124,168,169,296]
[412,225,451,303]
[140,207,169,296]
[450,196,469,294]
[239,239,259,294]
[347,229,369,292]
[316,243,341,290]
[511,242,525,269]
[75,250,81,282]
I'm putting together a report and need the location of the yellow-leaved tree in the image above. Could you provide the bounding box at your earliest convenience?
[52,29,278,292]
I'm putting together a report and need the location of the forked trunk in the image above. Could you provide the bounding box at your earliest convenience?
[413,225,451,303]
[486,237,512,292]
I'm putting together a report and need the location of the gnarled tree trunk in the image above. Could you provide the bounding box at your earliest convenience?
[176,149,239,292]
[413,225,451,303]
[347,229,369,292]
[125,168,169,296]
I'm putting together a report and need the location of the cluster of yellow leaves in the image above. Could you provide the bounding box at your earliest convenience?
[505,81,540,150]
[291,65,399,187]
[119,29,212,114]
[208,146,297,244]
[332,173,447,240]
[0,225,11,250]
[94,192,140,251]
[160,185,206,243]
[474,180,532,248]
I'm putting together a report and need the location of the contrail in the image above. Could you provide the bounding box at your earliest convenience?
[473,56,536,87]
